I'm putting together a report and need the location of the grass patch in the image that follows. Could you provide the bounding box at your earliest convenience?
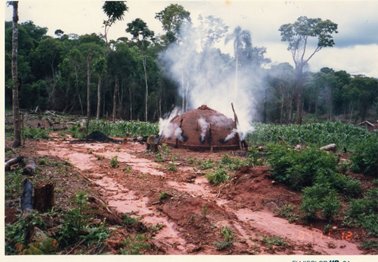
[206,168,229,185]
[110,156,119,168]
[214,226,234,251]
[262,236,288,249]
[276,204,299,223]
[120,234,151,255]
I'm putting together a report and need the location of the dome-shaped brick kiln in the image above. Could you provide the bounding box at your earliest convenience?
[161,105,242,151]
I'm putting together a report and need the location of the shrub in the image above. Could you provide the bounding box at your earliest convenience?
[315,172,362,198]
[206,168,229,185]
[276,203,299,223]
[345,188,378,236]
[23,127,49,140]
[199,159,214,170]
[351,135,378,177]
[301,183,340,221]
[110,156,119,168]
[120,234,151,255]
[267,144,338,190]
[262,236,288,249]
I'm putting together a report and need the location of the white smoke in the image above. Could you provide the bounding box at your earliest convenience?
[159,16,265,140]
[224,128,238,142]
[198,117,209,142]
[158,107,180,138]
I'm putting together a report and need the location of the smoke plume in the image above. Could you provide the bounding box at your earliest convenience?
[159,17,266,139]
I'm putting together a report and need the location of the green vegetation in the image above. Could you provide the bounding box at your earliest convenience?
[262,236,288,249]
[351,135,378,177]
[120,234,151,255]
[266,144,338,190]
[122,214,139,227]
[276,204,299,223]
[247,122,372,151]
[159,191,172,202]
[199,159,214,170]
[58,192,109,248]
[88,120,158,137]
[345,188,378,236]
[22,127,49,140]
[301,184,340,221]
[5,169,24,199]
[214,226,234,251]
[5,211,46,254]
[206,168,229,185]
[110,156,119,168]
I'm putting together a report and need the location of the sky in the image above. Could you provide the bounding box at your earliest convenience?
[4,0,378,77]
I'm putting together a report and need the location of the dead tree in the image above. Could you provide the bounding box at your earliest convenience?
[22,158,36,176]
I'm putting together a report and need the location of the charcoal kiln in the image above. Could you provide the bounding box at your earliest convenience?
[161,105,245,151]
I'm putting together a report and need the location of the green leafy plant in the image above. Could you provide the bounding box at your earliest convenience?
[276,203,299,223]
[159,192,172,202]
[167,161,177,172]
[122,214,139,226]
[345,188,378,236]
[301,184,340,221]
[120,234,151,255]
[110,156,119,168]
[58,192,89,247]
[206,168,229,185]
[214,226,234,251]
[22,127,49,140]
[262,236,288,249]
[351,136,378,177]
[199,159,214,170]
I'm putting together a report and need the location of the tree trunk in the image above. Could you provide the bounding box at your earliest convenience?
[11,1,21,148]
[86,55,92,119]
[295,66,304,124]
[143,56,149,121]
[75,68,84,115]
[129,85,133,120]
[112,77,119,122]
[96,76,101,120]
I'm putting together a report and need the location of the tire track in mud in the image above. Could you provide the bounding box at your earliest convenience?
[36,138,362,255]
[36,140,189,254]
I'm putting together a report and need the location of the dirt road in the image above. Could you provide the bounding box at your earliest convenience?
[34,133,362,255]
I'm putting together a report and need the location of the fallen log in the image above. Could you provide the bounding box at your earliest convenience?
[320,143,337,152]
[21,178,33,212]
[5,156,24,171]
[34,183,54,212]
[22,158,37,176]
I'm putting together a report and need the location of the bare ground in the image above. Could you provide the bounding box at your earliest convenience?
[5,130,369,255]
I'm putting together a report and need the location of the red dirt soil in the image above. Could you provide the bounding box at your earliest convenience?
[23,132,364,255]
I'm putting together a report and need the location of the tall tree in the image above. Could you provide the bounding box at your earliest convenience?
[155,3,190,44]
[9,1,21,147]
[279,16,338,124]
[126,18,155,121]
[102,1,128,45]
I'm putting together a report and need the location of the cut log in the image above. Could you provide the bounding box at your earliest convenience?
[5,156,24,171]
[22,158,36,176]
[320,143,337,152]
[21,178,33,212]
[33,183,54,212]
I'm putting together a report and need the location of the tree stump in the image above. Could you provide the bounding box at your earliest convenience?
[33,183,54,212]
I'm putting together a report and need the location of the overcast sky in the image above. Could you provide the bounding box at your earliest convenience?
[4,0,378,77]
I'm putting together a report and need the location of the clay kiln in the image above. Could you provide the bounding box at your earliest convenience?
[161,105,242,151]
